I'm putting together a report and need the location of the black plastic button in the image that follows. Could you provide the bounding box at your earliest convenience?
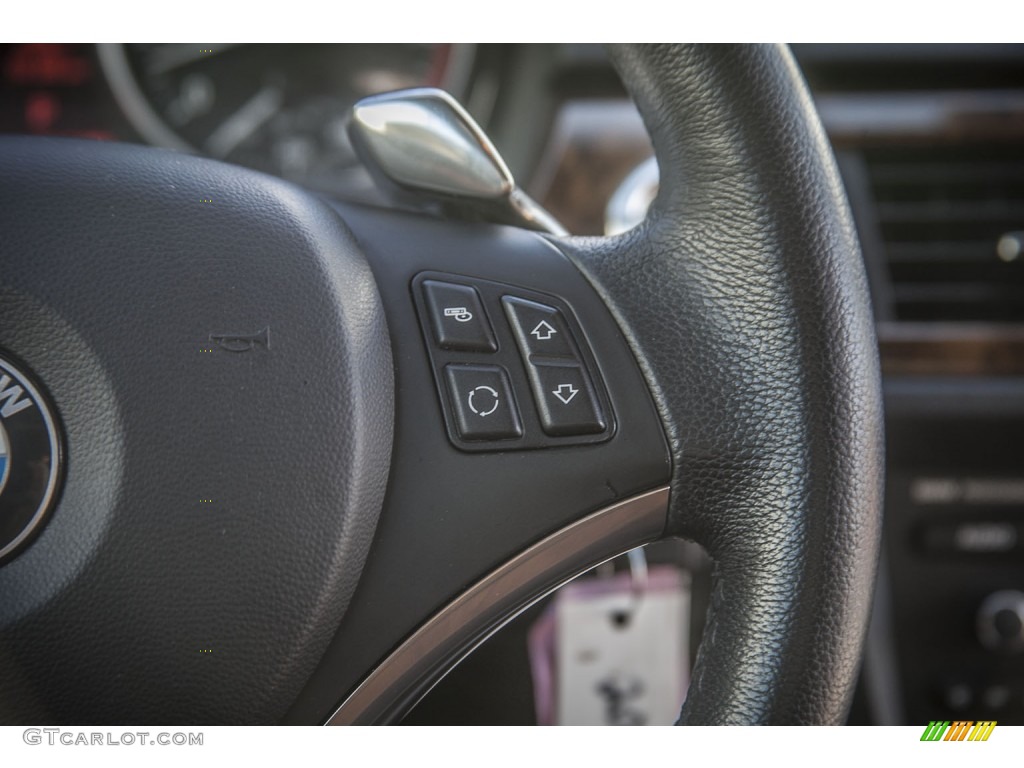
[423,280,496,352]
[502,296,576,359]
[444,364,522,441]
[527,362,605,436]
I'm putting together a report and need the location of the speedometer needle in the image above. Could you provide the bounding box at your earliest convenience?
[203,85,284,159]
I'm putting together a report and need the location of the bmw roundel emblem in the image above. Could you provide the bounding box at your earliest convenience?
[0,353,62,564]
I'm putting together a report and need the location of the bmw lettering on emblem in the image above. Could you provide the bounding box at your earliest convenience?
[0,353,62,564]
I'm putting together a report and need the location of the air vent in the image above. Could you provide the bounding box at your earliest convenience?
[864,145,1024,323]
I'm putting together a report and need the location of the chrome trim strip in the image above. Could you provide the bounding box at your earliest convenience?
[326,485,670,725]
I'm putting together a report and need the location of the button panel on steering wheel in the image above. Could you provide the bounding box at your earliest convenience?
[412,271,614,451]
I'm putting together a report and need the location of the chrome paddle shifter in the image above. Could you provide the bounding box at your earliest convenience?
[348,88,567,236]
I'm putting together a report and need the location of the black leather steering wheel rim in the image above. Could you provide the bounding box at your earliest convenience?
[566,43,885,723]
[0,43,883,726]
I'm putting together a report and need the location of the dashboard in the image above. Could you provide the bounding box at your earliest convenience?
[2,43,1023,725]
[0,44,476,198]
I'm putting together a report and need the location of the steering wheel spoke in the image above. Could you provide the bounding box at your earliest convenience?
[291,202,672,724]
[0,43,883,726]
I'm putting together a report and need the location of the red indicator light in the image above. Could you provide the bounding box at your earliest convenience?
[5,44,91,87]
[25,91,59,133]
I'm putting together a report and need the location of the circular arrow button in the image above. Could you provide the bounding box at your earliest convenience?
[468,385,500,417]
[443,365,523,442]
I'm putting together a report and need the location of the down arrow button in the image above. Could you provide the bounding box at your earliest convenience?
[529,362,605,436]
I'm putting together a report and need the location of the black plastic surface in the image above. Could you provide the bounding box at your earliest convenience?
[444,364,523,441]
[421,280,496,352]
[502,296,577,359]
[284,202,670,724]
[412,271,615,452]
[526,361,604,436]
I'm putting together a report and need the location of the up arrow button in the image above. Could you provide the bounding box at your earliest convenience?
[502,296,575,358]
[531,321,557,341]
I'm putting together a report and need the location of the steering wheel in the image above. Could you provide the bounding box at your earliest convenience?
[0,44,883,725]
